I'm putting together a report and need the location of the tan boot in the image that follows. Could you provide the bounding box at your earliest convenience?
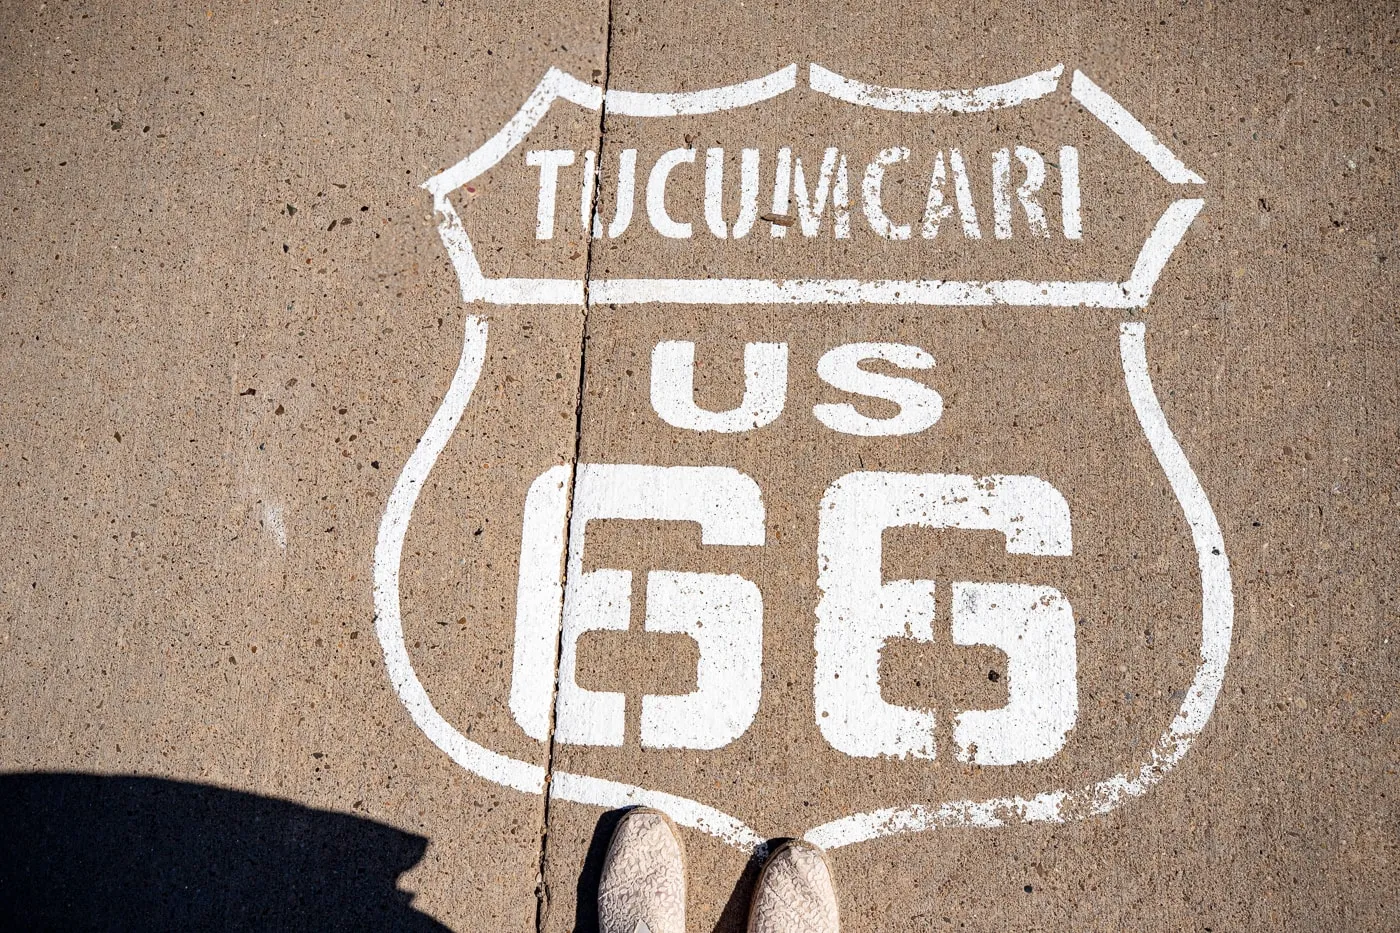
[746,840,840,933]
[597,807,687,933]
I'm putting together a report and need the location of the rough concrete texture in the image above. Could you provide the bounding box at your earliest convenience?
[1,2,1396,931]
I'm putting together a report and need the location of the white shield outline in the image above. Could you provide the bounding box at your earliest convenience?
[373,65,1234,851]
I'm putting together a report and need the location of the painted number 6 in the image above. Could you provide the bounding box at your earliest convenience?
[510,465,1077,764]
[816,472,1077,764]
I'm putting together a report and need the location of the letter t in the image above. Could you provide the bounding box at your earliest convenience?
[525,149,577,239]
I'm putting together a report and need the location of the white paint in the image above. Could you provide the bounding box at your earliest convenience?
[918,149,985,239]
[801,323,1233,849]
[812,342,942,436]
[814,473,1072,760]
[511,466,572,742]
[991,146,1049,240]
[1060,145,1082,239]
[556,560,630,747]
[1122,198,1204,306]
[1070,70,1206,185]
[809,63,1065,113]
[639,571,763,750]
[479,277,1106,308]
[424,67,601,201]
[431,189,487,304]
[579,148,600,237]
[422,64,792,197]
[646,148,695,239]
[815,476,937,760]
[920,151,952,239]
[374,315,547,795]
[951,582,1077,765]
[861,147,912,240]
[525,149,576,239]
[518,136,1109,256]
[472,257,1200,306]
[769,147,791,238]
[704,147,761,239]
[736,148,762,239]
[793,147,850,238]
[1015,146,1049,237]
[1095,321,1234,809]
[947,150,983,239]
[382,66,1229,853]
[421,63,1204,308]
[512,463,766,747]
[372,350,769,846]
[606,64,798,117]
[606,149,638,239]
[650,341,788,433]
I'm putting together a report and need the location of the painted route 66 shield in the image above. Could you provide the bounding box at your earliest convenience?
[374,63,1233,852]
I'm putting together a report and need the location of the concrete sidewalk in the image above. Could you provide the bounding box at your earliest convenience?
[2,2,1395,930]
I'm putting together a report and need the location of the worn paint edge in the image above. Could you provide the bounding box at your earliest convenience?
[808,62,1063,113]
[1070,70,1206,185]
[373,315,547,794]
[607,63,797,117]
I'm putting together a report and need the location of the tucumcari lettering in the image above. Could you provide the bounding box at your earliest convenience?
[526,144,1084,242]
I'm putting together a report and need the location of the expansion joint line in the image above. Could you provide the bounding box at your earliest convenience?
[534,3,616,931]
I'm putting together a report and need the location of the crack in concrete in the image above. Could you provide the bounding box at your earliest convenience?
[534,2,616,929]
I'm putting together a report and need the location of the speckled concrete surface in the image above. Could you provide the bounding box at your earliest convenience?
[1,3,1395,930]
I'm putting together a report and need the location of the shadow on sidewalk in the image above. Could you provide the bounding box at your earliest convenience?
[0,772,451,931]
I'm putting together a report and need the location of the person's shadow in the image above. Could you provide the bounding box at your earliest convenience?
[0,772,451,931]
